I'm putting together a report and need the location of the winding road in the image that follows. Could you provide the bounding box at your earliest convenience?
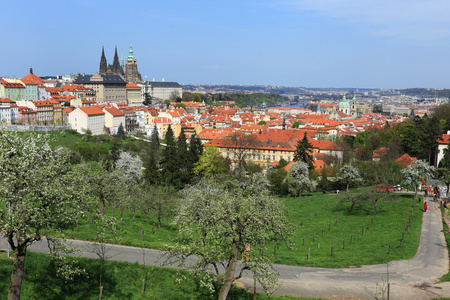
[2,195,450,299]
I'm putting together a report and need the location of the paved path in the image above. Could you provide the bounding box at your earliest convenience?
[1,196,450,299]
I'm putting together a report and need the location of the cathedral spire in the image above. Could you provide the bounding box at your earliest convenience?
[100,46,107,74]
[112,46,121,74]
[127,41,136,62]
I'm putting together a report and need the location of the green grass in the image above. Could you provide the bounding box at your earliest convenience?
[65,190,423,269]
[440,206,450,282]
[0,252,322,300]
[269,191,423,268]
[47,130,150,157]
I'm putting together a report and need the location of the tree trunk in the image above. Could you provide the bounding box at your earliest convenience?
[218,242,238,300]
[120,210,123,232]
[8,244,27,300]
[414,185,418,201]
[347,183,349,193]
[157,213,162,228]
[99,198,105,216]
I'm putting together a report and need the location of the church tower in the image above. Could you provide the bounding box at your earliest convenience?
[125,42,142,82]
[99,46,107,74]
[112,46,122,75]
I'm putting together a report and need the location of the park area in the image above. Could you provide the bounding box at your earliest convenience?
[0,189,425,299]
[64,189,423,269]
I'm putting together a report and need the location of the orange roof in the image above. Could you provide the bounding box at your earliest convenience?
[79,106,105,116]
[438,134,450,145]
[21,73,43,85]
[126,82,141,89]
[1,78,25,88]
[103,107,125,117]
[396,153,417,168]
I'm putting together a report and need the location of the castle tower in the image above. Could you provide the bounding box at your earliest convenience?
[112,46,122,75]
[99,46,107,74]
[125,42,142,82]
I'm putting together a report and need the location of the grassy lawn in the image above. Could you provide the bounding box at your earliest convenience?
[440,206,450,282]
[0,252,322,300]
[46,130,150,157]
[270,191,423,268]
[65,190,423,269]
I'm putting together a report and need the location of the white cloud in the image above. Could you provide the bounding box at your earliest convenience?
[282,0,450,40]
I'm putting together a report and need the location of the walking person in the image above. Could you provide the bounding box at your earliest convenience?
[424,201,428,212]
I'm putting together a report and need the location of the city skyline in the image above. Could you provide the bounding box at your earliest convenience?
[2,0,450,89]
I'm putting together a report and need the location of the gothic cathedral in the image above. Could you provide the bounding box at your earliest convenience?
[99,43,142,83]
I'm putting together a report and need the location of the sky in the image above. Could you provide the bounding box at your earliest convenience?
[2,0,450,89]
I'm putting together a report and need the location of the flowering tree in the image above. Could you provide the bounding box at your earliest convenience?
[0,132,98,300]
[115,151,143,184]
[283,161,317,197]
[337,164,363,192]
[402,159,436,200]
[163,175,293,300]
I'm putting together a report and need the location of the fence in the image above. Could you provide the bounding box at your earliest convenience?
[1,125,71,132]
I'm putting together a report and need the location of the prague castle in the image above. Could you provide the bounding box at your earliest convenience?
[99,43,142,83]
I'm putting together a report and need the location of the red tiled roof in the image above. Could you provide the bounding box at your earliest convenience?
[1,78,25,88]
[21,73,43,85]
[126,82,140,89]
[79,106,105,116]
[438,134,450,145]
[104,107,125,117]
[396,153,417,168]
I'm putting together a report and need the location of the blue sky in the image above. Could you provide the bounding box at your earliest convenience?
[2,0,450,89]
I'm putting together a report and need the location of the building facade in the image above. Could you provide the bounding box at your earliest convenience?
[74,73,127,103]
[124,43,142,82]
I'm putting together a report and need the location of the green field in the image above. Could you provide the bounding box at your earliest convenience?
[65,190,423,268]
[0,252,321,300]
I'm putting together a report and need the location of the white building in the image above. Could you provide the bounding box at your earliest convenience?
[103,107,125,133]
[68,106,105,135]
[140,81,182,102]
[0,98,18,123]
[435,131,450,167]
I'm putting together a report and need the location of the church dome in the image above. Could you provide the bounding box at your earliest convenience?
[338,95,350,107]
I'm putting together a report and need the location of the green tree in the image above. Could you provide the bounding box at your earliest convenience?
[318,166,331,191]
[163,176,293,300]
[117,122,125,138]
[164,99,171,109]
[193,146,230,177]
[283,161,317,197]
[191,93,201,102]
[188,134,203,176]
[293,133,314,170]
[401,160,436,200]
[160,125,181,187]
[143,92,152,106]
[258,120,267,125]
[174,103,186,109]
[292,121,300,129]
[336,164,363,192]
[176,128,191,186]
[143,151,161,185]
[0,132,98,300]
[267,167,288,194]
[107,140,121,170]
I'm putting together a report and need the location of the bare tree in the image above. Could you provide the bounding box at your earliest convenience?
[224,131,258,176]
